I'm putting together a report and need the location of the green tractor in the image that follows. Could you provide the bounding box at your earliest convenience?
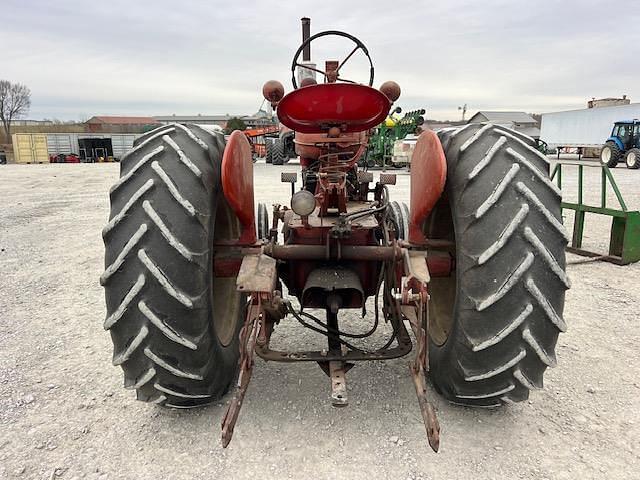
[362,107,425,167]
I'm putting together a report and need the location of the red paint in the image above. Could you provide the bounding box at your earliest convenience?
[213,258,243,277]
[221,131,257,244]
[294,131,367,162]
[408,130,447,245]
[280,223,381,306]
[277,83,391,134]
[426,254,454,277]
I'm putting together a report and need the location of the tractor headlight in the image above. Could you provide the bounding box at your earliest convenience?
[291,190,316,217]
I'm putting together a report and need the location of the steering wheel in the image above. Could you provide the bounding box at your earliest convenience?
[290,30,374,89]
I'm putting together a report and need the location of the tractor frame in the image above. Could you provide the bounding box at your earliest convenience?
[214,29,448,451]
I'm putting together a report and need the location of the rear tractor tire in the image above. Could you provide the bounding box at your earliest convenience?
[272,140,285,165]
[100,123,245,408]
[265,143,273,164]
[625,147,640,169]
[425,123,570,406]
[257,202,270,240]
[388,201,409,240]
[600,141,621,168]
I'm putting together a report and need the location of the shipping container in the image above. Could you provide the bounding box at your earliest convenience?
[46,133,77,155]
[540,103,640,149]
[12,133,49,163]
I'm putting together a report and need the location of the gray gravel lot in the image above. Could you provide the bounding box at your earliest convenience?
[1,159,639,480]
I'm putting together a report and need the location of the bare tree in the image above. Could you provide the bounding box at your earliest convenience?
[0,80,31,143]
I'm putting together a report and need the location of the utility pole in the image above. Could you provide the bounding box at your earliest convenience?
[458,104,467,121]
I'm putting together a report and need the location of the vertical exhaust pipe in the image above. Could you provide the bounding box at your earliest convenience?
[297,17,316,87]
[301,17,311,61]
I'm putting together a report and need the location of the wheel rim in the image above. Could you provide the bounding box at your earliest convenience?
[601,147,611,163]
[424,197,456,347]
[627,151,636,167]
[428,277,456,346]
[212,198,244,346]
[212,278,243,346]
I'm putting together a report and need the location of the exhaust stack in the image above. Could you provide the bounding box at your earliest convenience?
[302,17,311,61]
[297,17,317,86]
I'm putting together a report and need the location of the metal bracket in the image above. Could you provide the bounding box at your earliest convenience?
[236,254,277,293]
[329,360,348,406]
[281,172,298,196]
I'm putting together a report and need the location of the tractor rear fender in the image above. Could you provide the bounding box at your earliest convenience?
[607,136,624,150]
[408,130,447,245]
[221,131,257,245]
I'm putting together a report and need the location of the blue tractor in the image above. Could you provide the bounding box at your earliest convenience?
[600,120,640,169]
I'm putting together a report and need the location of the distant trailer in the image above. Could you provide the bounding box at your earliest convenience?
[44,133,140,161]
[47,133,78,155]
[541,103,640,151]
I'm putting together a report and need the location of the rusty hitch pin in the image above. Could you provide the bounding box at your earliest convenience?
[221,301,261,448]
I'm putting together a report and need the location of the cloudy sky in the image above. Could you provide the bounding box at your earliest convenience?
[3,0,639,121]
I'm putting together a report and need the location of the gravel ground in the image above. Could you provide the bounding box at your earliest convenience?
[1,159,639,480]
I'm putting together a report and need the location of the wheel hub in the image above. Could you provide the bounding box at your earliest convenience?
[627,151,636,167]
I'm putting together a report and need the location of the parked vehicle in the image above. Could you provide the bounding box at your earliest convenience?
[243,124,279,162]
[266,128,296,164]
[540,103,640,158]
[49,153,81,163]
[600,120,640,169]
[101,23,568,453]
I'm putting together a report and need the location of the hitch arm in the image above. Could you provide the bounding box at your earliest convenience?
[400,253,441,452]
[221,297,262,447]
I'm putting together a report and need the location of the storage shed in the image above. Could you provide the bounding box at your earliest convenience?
[467,111,540,139]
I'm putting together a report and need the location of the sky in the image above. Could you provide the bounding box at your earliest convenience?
[2,0,639,122]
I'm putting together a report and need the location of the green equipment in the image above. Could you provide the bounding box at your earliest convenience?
[362,107,425,168]
[551,161,640,264]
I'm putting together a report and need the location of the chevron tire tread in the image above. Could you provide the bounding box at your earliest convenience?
[271,139,284,165]
[101,123,244,408]
[265,143,273,164]
[426,123,569,407]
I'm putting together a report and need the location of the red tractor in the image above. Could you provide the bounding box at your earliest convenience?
[101,29,569,452]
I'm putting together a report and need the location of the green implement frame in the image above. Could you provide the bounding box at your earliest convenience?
[551,161,640,265]
[363,108,425,168]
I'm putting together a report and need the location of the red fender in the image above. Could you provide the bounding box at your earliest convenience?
[408,130,447,245]
[221,131,256,245]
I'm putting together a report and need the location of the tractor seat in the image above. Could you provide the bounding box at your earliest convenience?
[277,83,391,134]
